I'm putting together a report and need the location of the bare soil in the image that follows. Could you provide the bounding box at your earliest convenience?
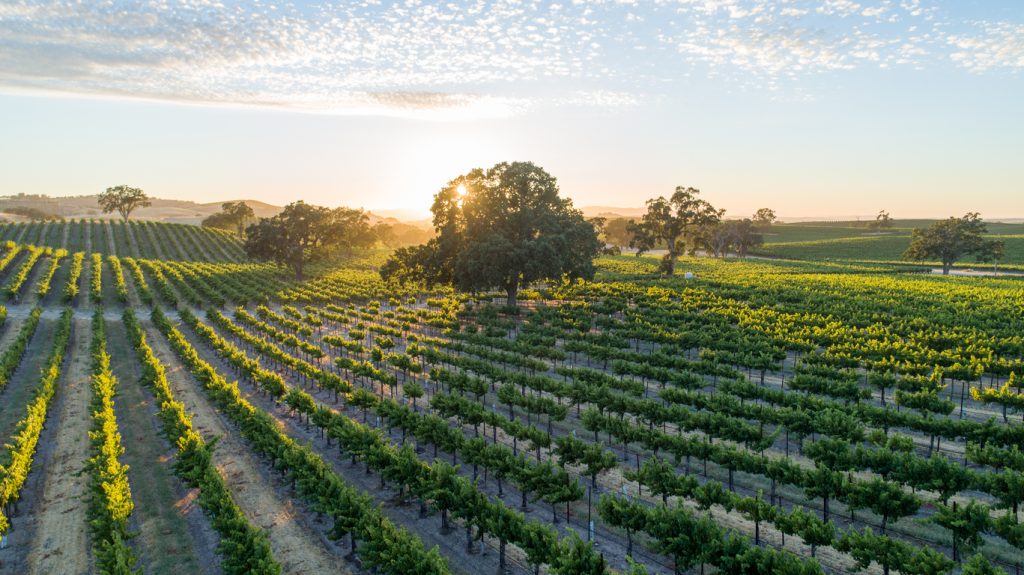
[140,223,168,260]
[0,319,93,575]
[103,220,117,256]
[122,222,142,259]
[106,320,221,575]
[142,320,350,575]
[191,316,542,575]
[59,221,69,250]
[0,320,57,443]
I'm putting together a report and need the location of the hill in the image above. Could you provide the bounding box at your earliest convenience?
[580,206,647,219]
[0,194,284,224]
[0,194,434,230]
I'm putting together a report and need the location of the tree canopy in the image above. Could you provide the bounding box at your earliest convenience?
[244,201,373,280]
[753,208,777,227]
[629,186,720,275]
[98,185,151,221]
[380,161,600,306]
[203,201,255,237]
[702,218,764,258]
[903,212,1003,275]
[868,210,894,230]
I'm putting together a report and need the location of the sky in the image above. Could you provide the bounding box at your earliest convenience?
[0,0,1022,220]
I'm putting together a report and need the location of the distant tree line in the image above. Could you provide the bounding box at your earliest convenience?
[94,180,1006,280]
[590,187,773,275]
[371,221,434,248]
[0,206,62,221]
[202,201,255,237]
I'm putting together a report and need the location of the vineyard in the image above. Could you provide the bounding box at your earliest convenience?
[0,219,247,263]
[0,223,1020,575]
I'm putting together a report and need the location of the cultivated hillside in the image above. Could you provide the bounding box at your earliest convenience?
[0,219,247,263]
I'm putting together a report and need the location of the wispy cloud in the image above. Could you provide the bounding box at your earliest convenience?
[0,1,607,118]
[660,0,938,83]
[948,22,1024,72]
[0,1,1020,116]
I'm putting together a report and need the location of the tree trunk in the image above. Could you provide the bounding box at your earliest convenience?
[505,280,518,308]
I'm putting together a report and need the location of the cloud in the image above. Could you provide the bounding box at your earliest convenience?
[0,1,605,118]
[948,22,1024,72]
[816,0,862,18]
[554,90,641,108]
[0,1,1020,114]
[654,0,1017,82]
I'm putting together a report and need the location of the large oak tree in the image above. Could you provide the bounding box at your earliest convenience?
[244,201,373,280]
[380,162,600,307]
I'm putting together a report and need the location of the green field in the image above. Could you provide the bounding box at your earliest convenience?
[753,221,1024,269]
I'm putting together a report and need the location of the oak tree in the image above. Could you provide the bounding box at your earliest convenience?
[904,213,1001,275]
[629,186,720,275]
[753,208,777,227]
[381,162,600,306]
[244,201,373,280]
[98,185,151,221]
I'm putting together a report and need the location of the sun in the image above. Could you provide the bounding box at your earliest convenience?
[456,183,467,197]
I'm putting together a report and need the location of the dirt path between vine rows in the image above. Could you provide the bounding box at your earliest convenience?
[0,314,22,355]
[141,321,348,575]
[12,224,29,245]
[21,318,92,575]
[0,320,56,446]
[187,317,527,575]
[141,223,168,260]
[164,226,190,261]
[122,221,142,258]
[103,220,117,256]
[107,321,220,575]
[59,221,69,251]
